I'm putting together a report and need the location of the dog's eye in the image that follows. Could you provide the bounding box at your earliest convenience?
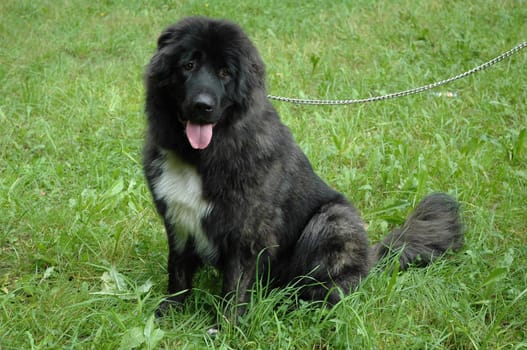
[183,61,195,71]
[218,68,231,80]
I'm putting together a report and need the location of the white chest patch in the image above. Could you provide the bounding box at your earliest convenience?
[152,152,216,262]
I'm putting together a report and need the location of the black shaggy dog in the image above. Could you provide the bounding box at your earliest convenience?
[143,17,463,316]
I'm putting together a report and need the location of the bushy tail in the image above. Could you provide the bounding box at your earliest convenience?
[371,193,463,269]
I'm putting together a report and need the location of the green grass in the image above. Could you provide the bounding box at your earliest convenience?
[1,0,526,348]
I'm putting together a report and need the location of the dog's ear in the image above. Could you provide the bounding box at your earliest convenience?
[250,60,265,85]
[247,45,266,88]
[147,26,180,82]
[157,26,177,49]
[146,36,175,82]
[232,45,267,110]
[146,52,168,81]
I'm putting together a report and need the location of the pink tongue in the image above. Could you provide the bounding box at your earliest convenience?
[185,122,214,149]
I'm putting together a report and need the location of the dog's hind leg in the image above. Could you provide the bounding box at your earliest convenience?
[285,199,371,304]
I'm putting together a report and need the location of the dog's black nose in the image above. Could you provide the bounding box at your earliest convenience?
[193,94,215,114]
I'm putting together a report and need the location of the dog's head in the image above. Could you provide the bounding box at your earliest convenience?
[145,17,266,150]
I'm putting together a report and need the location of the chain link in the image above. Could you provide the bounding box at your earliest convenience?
[267,41,527,105]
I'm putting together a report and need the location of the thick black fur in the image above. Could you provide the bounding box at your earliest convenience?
[143,17,463,316]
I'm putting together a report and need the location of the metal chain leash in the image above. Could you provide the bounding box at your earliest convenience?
[267,41,527,105]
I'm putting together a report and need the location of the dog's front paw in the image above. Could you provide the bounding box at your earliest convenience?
[155,297,183,318]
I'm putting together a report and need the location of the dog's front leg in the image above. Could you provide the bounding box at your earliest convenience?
[157,233,202,316]
[221,250,258,321]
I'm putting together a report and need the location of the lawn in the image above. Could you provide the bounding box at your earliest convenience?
[1,0,526,348]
